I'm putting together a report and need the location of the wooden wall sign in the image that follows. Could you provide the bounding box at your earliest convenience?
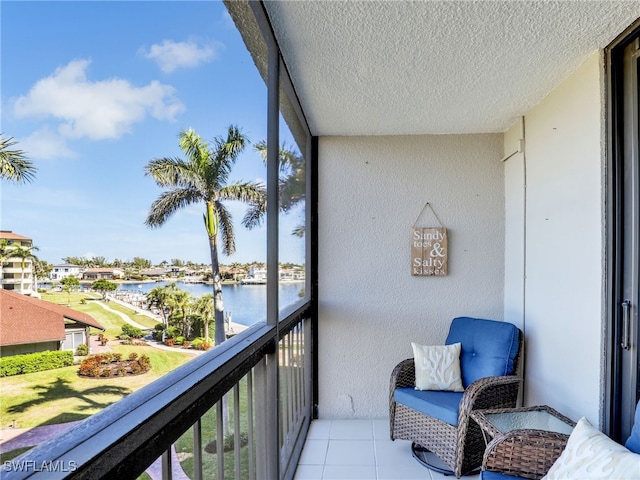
[411,227,448,276]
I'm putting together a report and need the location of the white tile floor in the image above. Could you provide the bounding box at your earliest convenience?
[293,419,480,480]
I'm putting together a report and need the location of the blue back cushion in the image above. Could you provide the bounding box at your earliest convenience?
[446,317,521,387]
[624,400,640,454]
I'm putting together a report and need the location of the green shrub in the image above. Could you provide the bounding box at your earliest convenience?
[192,337,212,351]
[75,344,89,356]
[175,336,185,345]
[0,350,74,377]
[152,323,165,341]
[165,326,181,339]
[121,324,144,339]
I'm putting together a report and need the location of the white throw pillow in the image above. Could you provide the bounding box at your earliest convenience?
[411,342,464,392]
[543,417,640,479]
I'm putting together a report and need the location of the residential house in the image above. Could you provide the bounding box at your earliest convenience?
[241,265,268,284]
[0,230,37,296]
[82,268,124,281]
[13,3,640,479]
[0,290,105,356]
[49,263,84,282]
[139,268,169,280]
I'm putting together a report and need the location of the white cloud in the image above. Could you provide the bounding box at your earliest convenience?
[12,59,185,140]
[19,127,76,160]
[140,39,220,73]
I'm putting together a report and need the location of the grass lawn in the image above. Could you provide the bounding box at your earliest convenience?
[1,292,193,429]
[1,344,194,429]
[0,291,197,478]
[39,291,160,338]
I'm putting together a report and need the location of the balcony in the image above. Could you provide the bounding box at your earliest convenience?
[1,298,484,480]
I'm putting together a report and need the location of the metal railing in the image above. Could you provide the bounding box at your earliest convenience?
[3,301,313,480]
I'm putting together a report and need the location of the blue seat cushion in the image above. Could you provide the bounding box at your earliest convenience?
[447,317,521,387]
[480,471,521,480]
[394,387,463,426]
[624,400,640,453]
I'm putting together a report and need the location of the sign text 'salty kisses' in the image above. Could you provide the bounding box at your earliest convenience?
[411,227,448,276]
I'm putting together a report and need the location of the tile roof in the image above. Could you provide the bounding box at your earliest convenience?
[0,231,31,241]
[0,290,105,346]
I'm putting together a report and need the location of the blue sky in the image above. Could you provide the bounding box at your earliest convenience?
[1,1,305,266]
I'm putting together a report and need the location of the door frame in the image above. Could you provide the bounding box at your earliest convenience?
[605,18,640,441]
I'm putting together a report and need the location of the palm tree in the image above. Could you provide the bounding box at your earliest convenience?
[252,140,306,236]
[0,239,16,288]
[193,293,215,341]
[0,134,36,183]
[146,284,179,328]
[9,244,39,294]
[168,289,191,337]
[145,126,265,346]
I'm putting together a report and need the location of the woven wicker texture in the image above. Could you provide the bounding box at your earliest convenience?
[389,332,523,478]
[474,406,576,480]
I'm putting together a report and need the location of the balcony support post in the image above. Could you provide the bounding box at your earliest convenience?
[265,28,281,480]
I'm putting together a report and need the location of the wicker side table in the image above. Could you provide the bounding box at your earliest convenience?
[471,406,576,480]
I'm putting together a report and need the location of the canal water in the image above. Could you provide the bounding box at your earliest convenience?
[117,281,305,327]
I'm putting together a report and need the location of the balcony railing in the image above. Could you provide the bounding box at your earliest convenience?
[3,301,313,480]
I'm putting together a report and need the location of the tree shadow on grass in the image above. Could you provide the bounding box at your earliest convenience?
[7,377,131,416]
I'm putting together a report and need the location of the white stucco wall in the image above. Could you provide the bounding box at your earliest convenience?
[318,134,504,418]
[504,52,605,424]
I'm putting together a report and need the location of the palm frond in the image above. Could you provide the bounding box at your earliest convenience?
[219,181,266,204]
[179,129,209,166]
[292,224,305,238]
[254,140,300,173]
[212,125,248,186]
[216,202,236,256]
[145,188,202,228]
[145,157,203,189]
[242,202,265,229]
[0,134,36,183]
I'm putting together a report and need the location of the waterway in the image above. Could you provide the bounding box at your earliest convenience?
[116,281,305,327]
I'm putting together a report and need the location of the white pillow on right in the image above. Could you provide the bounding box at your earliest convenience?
[543,417,640,479]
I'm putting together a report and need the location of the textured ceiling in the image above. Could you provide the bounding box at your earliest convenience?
[261,1,640,136]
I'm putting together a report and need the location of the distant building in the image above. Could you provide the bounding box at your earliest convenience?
[0,289,105,356]
[140,268,168,279]
[0,230,36,295]
[240,266,267,284]
[83,268,124,280]
[50,263,84,281]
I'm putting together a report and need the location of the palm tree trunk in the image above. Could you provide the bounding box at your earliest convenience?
[208,233,230,436]
[20,260,25,294]
[209,235,226,346]
[204,316,210,342]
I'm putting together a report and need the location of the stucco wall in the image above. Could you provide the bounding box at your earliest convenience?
[317,134,504,418]
[504,52,605,424]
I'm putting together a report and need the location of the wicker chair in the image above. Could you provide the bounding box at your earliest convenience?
[389,317,523,478]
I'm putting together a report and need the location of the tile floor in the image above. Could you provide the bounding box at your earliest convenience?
[293,419,480,480]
